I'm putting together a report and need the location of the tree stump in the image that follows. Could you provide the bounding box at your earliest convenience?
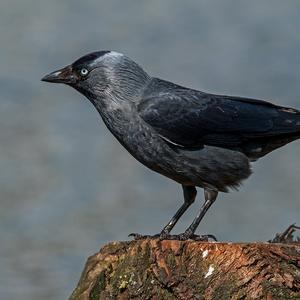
[69,239,300,299]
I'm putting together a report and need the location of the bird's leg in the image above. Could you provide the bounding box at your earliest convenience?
[129,185,196,241]
[177,188,218,241]
[159,186,197,239]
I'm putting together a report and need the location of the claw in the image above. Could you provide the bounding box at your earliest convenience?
[129,233,160,240]
[128,233,144,240]
[193,234,218,242]
[159,233,217,241]
[159,230,171,240]
[129,232,217,241]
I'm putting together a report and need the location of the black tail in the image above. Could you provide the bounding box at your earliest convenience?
[244,105,300,160]
[273,106,300,134]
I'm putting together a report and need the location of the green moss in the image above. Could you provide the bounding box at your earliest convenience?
[156,287,177,300]
[165,251,177,267]
[89,270,106,300]
[282,261,300,279]
[107,243,154,297]
[205,268,247,300]
[211,279,237,300]
[262,280,300,300]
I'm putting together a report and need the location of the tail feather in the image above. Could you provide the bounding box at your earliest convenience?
[273,106,300,134]
[245,131,300,161]
[244,105,300,160]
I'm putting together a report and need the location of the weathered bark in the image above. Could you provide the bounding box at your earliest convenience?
[70,239,300,300]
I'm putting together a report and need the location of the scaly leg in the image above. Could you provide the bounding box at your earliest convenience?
[129,185,196,240]
[159,186,197,239]
[176,188,218,241]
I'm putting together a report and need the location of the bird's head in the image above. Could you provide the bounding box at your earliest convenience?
[42,51,150,108]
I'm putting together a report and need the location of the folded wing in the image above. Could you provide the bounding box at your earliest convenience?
[138,79,300,159]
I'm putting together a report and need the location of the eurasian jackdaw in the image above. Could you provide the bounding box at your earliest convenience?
[42,51,300,240]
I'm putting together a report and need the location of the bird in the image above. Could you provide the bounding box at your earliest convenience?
[42,50,300,241]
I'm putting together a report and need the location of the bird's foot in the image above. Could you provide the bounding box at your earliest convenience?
[129,232,217,242]
[160,232,217,241]
[159,228,217,241]
[128,233,160,240]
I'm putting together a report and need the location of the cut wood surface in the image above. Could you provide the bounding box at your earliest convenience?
[69,239,300,300]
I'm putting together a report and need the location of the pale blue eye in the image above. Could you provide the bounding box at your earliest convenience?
[80,68,88,76]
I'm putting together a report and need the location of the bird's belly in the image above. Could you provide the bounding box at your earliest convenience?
[175,146,252,191]
[120,125,251,191]
[104,114,251,191]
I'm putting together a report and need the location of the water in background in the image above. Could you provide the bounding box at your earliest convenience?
[1,1,300,299]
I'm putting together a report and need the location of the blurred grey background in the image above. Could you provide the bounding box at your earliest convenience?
[1,1,300,299]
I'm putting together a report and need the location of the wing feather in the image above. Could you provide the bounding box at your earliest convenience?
[138,79,300,152]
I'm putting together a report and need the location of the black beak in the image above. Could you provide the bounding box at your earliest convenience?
[41,65,76,84]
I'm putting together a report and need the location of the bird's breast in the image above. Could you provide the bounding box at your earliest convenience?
[99,108,178,173]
